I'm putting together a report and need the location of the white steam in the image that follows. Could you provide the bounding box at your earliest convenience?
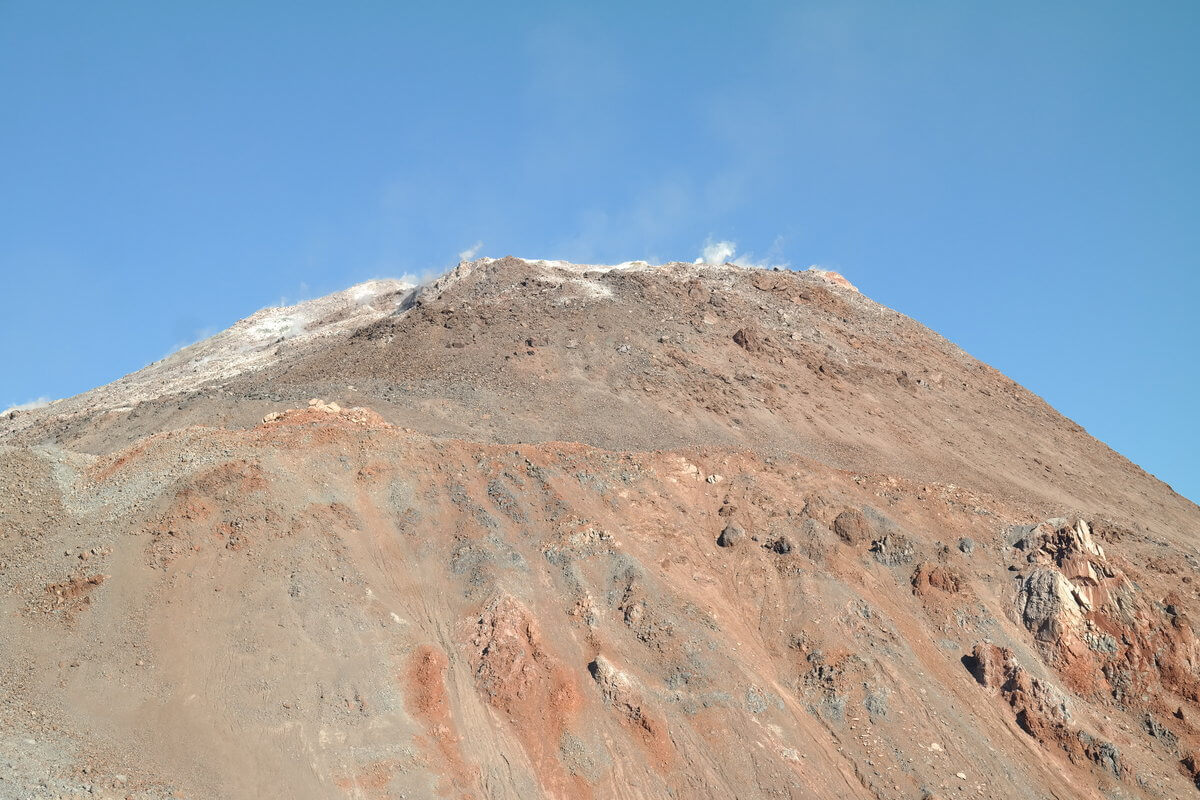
[695,239,737,264]
[458,241,483,261]
[2,397,53,416]
[694,236,788,269]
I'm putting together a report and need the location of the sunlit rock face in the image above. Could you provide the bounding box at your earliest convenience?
[1,258,1197,799]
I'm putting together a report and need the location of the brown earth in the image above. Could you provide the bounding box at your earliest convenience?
[0,257,1197,799]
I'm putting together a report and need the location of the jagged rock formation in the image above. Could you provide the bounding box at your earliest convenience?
[965,642,1126,778]
[0,257,1198,799]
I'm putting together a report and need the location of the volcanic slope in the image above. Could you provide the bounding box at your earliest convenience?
[1,257,1197,800]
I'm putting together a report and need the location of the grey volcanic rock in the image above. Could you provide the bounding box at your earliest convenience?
[718,523,747,547]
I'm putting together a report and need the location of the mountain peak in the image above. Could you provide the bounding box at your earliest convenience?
[2,255,1198,798]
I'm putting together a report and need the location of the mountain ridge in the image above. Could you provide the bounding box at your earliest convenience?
[4,257,1192,527]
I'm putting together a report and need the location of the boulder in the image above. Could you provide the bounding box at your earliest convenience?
[769,536,793,555]
[833,509,871,546]
[717,523,746,548]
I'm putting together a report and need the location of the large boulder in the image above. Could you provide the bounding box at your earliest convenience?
[833,509,871,546]
[717,523,746,548]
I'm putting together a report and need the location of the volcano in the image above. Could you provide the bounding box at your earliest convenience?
[1,257,1197,799]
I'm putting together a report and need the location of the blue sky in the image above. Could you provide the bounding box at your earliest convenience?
[1,1,1197,502]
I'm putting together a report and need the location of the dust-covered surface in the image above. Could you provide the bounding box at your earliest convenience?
[1,258,1198,799]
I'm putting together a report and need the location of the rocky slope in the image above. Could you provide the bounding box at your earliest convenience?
[1,257,1197,799]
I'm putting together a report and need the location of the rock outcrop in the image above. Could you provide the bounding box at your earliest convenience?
[967,642,1127,777]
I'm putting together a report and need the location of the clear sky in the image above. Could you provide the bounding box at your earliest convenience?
[2,1,1197,502]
